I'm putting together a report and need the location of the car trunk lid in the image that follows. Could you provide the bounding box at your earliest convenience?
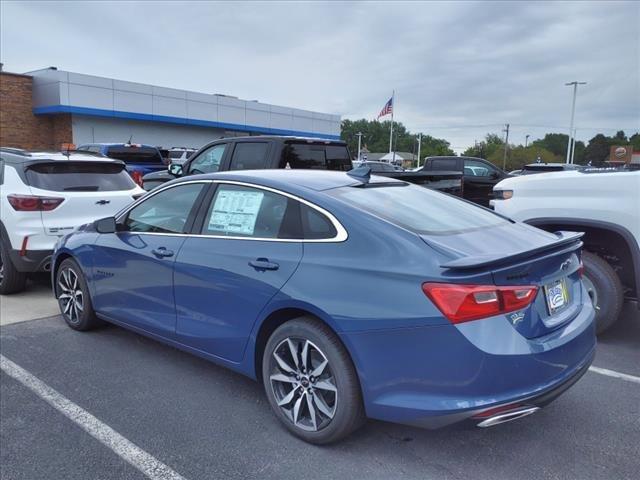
[421,222,585,338]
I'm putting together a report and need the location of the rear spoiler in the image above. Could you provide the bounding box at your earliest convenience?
[440,231,584,270]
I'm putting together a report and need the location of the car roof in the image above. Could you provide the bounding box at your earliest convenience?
[177,169,402,192]
[79,143,159,148]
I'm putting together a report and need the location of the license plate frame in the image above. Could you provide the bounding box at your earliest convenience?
[544,278,570,315]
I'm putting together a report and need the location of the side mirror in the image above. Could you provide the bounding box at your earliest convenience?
[491,172,500,179]
[168,163,183,176]
[94,216,117,234]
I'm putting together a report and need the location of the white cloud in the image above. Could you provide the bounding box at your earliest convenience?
[1,0,638,151]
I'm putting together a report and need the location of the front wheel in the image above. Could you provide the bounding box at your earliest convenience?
[582,251,623,334]
[262,317,365,444]
[55,258,102,331]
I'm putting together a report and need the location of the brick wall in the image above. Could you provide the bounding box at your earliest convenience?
[0,72,72,150]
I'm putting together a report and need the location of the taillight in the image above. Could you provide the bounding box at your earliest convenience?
[422,283,538,324]
[131,170,144,187]
[7,194,64,211]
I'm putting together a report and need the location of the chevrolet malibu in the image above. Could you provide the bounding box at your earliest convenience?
[51,169,596,444]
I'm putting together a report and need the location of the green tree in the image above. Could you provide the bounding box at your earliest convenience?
[630,132,640,151]
[341,119,453,160]
[583,134,612,165]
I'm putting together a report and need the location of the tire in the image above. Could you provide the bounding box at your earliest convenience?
[262,317,365,444]
[55,258,102,331]
[582,251,624,334]
[0,238,27,295]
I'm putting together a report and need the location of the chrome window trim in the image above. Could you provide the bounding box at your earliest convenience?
[116,179,348,243]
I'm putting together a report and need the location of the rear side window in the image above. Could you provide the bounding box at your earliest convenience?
[202,184,301,239]
[25,163,136,192]
[105,146,163,164]
[228,143,270,170]
[330,183,507,235]
[300,204,337,239]
[430,158,459,171]
[282,143,352,171]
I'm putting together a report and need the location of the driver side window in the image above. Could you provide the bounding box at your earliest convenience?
[124,183,204,233]
[188,144,227,175]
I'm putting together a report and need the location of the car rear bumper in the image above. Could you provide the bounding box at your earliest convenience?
[340,296,596,429]
[8,249,53,273]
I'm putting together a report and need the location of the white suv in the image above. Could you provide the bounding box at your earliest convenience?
[167,147,197,165]
[491,168,640,333]
[0,148,145,294]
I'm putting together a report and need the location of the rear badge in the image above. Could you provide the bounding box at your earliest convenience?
[509,311,525,326]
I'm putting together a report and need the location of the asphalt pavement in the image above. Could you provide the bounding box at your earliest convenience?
[0,293,638,480]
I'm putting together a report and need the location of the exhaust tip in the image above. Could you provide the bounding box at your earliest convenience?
[476,406,540,428]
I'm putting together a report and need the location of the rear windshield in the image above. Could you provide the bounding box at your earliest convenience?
[282,143,352,171]
[105,146,164,164]
[168,151,187,159]
[329,183,507,235]
[26,162,136,192]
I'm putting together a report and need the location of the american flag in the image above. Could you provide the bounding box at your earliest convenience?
[377,97,393,119]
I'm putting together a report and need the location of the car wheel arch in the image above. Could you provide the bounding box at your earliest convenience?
[251,307,353,383]
[526,217,639,302]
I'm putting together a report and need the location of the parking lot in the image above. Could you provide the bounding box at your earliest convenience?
[1,281,638,480]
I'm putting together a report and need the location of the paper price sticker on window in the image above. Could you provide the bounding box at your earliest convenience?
[208,189,264,235]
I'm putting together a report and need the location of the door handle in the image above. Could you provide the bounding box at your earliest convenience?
[151,247,174,258]
[249,258,279,271]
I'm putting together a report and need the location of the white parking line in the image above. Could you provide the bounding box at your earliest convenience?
[0,354,187,480]
[589,366,640,384]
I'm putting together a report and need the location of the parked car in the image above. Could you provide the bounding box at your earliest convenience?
[520,163,585,175]
[142,136,353,191]
[418,156,511,206]
[491,169,640,333]
[356,161,463,197]
[167,147,197,165]
[76,143,166,187]
[0,148,145,294]
[52,169,595,444]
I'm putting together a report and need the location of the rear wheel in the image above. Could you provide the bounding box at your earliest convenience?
[55,258,102,331]
[0,238,27,295]
[582,251,623,334]
[262,317,365,444]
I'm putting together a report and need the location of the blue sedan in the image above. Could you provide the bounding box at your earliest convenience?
[51,169,596,444]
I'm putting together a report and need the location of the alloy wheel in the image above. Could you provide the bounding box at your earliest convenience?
[269,337,337,432]
[58,268,84,323]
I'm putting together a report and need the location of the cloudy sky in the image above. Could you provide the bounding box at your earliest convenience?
[1,0,638,152]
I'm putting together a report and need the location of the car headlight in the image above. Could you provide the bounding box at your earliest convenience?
[494,189,513,200]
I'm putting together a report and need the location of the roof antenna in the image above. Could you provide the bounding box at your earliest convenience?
[347,165,371,184]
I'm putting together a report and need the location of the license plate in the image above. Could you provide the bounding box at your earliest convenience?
[544,278,569,314]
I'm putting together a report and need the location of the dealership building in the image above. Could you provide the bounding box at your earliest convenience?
[0,66,341,151]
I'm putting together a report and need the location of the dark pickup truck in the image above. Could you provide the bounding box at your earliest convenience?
[143,136,463,197]
[357,161,462,196]
[418,156,510,206]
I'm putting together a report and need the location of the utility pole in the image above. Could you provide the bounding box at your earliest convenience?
[565,81,587,164]
[525,134,530,148]
[502,123,510,170]
[355,132,363,162]
[417,133,422,167]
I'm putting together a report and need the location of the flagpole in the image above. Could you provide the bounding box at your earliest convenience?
[389,90,394,157]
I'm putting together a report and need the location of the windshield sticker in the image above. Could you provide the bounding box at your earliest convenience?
[208,190,264,235]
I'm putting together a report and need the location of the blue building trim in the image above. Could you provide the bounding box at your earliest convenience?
[33,105,341,140]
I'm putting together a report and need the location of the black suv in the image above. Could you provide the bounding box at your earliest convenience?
[142,136,352,190]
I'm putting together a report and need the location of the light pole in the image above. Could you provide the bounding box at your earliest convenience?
[502,123,510,170]
[525,134,530,148]
[417,133,422,167]
[355,132,363,162]
[565,81,586,164]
